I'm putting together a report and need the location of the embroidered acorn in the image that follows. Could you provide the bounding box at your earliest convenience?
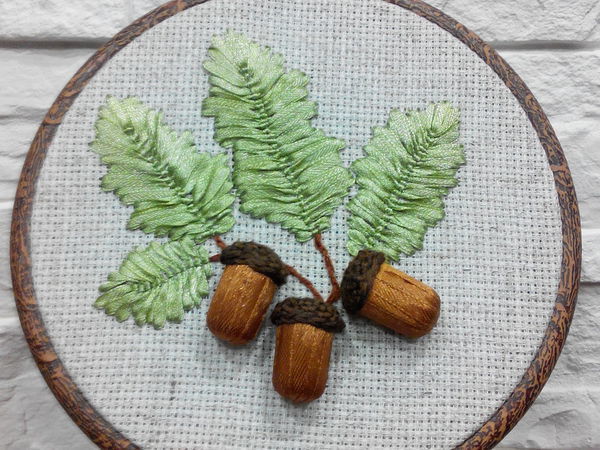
[207,242,288,345]
[341,250,440,338]
[270,297,345,403]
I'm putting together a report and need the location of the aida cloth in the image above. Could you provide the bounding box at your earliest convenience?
[29,0,562,447]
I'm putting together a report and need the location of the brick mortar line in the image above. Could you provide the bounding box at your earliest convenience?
[491,40,600,51]
[0,38,106,50]
[0,38,599,52]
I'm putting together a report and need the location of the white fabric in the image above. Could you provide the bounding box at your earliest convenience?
[29,0,562,448]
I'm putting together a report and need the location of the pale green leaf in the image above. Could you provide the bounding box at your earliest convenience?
[202,31,353,242]
[95,238,212,329]
[347,102,466,260]
[91,96,235,243]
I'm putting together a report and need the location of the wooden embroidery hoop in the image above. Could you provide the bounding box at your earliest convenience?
[10,0,581,448]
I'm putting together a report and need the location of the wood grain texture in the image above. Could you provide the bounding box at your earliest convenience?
[9,0,581,448]
[207,264,276,345]
[272,323,333,403]
[361,263,440,338]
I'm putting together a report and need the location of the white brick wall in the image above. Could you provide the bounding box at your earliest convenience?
[0,1,598,448]
[436,0,600,42]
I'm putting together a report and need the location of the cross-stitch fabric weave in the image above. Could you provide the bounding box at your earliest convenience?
[29,0,562,448]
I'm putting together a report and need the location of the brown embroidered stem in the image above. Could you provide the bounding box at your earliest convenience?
[284,265,324,302]
[209,253,221,263]
[313,234,340,303]
[213,235,227,250]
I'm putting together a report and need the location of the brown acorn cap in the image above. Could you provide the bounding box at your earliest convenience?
[220,241,288,286]
[271,297,345,333]
[341,250,386,314]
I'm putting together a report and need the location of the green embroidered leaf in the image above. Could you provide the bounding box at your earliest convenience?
[202,31,353,242]
[347,102,465,260]
[91,96,235,243]
[95,238,212,329]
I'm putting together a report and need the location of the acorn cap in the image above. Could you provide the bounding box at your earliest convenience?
[340,250,386,313]
[271,297,345,333]
[220,241,288,286]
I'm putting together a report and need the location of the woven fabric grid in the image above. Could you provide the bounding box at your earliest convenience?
[29,0,562,448]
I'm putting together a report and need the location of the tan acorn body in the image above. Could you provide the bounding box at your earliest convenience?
[360,263,439,338]
[270,297,345,403]
[207,265,276,345]
[272,323,333,402]
[342,250,440,338]
[206,242,288,345]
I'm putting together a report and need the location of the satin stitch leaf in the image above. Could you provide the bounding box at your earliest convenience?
[91,96,235,243]
[202,31,353,242]
[95,238,212,329]
[347,102,465,260]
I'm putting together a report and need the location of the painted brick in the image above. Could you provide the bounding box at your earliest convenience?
[501,50,600,230]
[130,0,600,43]
[501,50,600,120]
[0,1,129,41]
[2,1,599,43]
[429,0,600,42]
[582,230,600,283]
[0,48,93,117]
[503,286,600,447]
[0,317,94,449]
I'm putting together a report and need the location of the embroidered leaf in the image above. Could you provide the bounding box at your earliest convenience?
[91,96,235,243]
[202,31,353,242]
[95,238,212,329]
[347,102,465,260]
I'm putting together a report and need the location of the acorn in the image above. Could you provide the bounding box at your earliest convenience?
[206,242,288,345]
[270,297,345,403]
[341,250,440,338]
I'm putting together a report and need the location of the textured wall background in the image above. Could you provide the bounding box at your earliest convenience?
[0,1,598,449]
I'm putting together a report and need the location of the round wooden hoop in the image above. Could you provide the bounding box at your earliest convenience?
[10,0,581,448]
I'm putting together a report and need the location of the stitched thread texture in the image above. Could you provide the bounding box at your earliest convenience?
[220,241,289,286]
[202,31,354,242]
[92,96,236,242]
[91,97,238,327]
[28,1,563,446]
[271,297,345,332]
[340,250,386,313]
[95,238,212,328]
[347,102,466,260]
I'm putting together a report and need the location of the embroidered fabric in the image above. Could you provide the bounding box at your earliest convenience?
[203,31,354,243]
[95,238,212,328]
[220,241,289,286]
[29,0,562,448]
[271,297,345,332]
[341,250,386,313]
[91,96,236,242]
[347,102,465,260]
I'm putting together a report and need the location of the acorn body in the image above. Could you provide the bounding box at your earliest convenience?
[342,251,440,338]
[361,263,440,338]
[207,265,276,345]
[271,297,345,403]
[272,323,333,402]
[206,242,288,345]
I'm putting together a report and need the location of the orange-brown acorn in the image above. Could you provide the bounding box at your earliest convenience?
[270,297,345,403]
[207,242,288,345]
[341,250,440,338]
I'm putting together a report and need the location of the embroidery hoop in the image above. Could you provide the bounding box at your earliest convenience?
[10,0,581,448]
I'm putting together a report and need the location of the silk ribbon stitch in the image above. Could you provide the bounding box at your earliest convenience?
[347,102,466,261]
